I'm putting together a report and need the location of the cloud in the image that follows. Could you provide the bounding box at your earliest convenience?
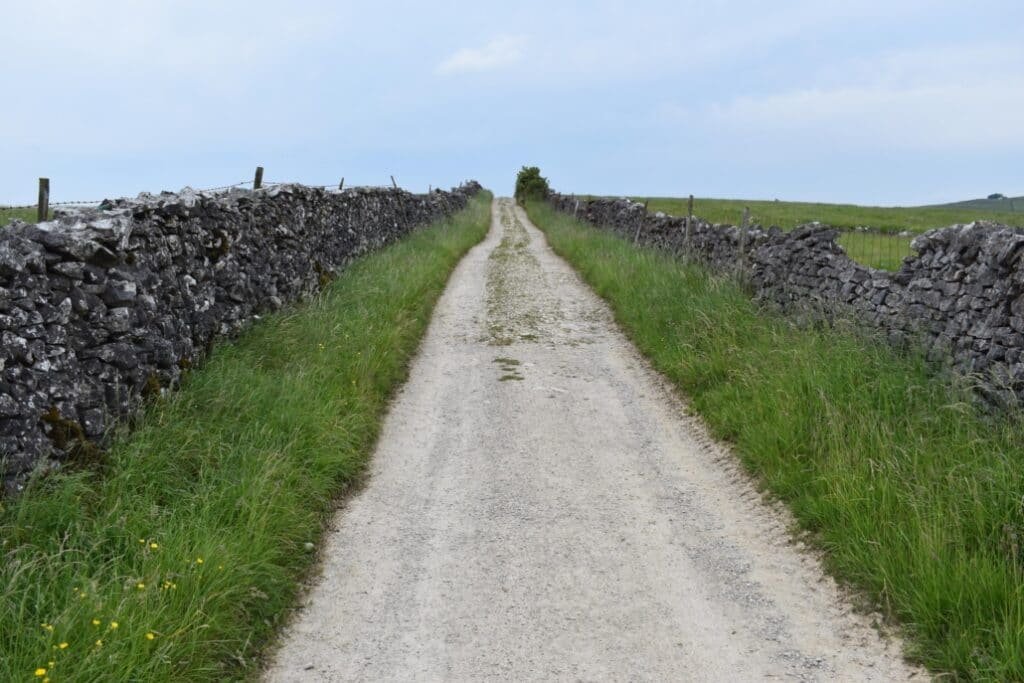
[656,40,1024,153]
[436,36,527,75]
[711,81,1024,150]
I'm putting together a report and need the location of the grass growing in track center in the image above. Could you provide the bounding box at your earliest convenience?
[0,192,492,681]
[527,200,1024,680]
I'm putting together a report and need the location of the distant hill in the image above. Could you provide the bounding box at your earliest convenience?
[922,196,1024,213]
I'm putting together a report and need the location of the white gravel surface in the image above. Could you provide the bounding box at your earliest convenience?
[264,198,923,682]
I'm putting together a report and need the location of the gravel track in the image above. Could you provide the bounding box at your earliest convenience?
[264,198,922,681]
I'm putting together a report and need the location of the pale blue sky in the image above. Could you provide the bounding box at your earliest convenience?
[2,1,1021,205]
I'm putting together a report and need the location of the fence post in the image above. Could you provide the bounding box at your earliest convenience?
[391,175,398,190]
[574,199,580,219]
[685,194,694,250]
[338,178,344,191]
[739,206,750,268]
[253,166,264,190]
[37,178,50,222]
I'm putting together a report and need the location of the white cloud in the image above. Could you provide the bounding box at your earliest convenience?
[656,41,1024,152]
[710,81,1024,150]
[436,36,527,75]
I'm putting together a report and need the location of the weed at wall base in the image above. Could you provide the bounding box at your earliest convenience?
[526,199,1024,680]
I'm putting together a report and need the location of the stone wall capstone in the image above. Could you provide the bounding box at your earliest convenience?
[0,181,482,492]
[550,193,1024,406]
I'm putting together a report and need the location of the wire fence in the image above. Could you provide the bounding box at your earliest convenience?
[1,171,417,221]
[0,180,255,211]
[833,228,915,271]
[617,195,922,272]
[701,197,916,272]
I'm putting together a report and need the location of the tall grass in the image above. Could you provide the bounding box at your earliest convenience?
[0,192,492,681]
[527,200,1024,680]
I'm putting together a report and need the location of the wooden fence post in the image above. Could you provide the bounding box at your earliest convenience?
[391,175,398,190]
[685,194,694,249]
[739,206,750,268]
[338,178,345,190]
[253,166,264,190]
[37,178,50,222]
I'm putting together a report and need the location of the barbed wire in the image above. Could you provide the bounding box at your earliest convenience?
[0,177,427,213]
[0,179,256,211]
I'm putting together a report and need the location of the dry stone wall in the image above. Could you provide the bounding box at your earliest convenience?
[0,181,481,492]
[551,194,1024,406]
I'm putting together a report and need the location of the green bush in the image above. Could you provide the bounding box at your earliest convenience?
[514,166,550,203]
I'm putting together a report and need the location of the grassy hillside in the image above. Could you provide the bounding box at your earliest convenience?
[0,193,492,681]
[925,196,1024,213]
[527,200,1024,679]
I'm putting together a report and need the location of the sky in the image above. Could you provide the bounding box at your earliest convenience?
[1,1,1022,206]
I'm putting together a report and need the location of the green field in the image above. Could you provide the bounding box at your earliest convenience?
[602,195,1023,271]
[639,195,1024,233]
[527,200,1024,680]
[835,231,915,271]
[0,193,492,681]
[1,206,38,225]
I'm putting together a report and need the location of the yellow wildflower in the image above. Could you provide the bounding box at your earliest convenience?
[92,618,101,626]
[34,668,46,677]
[195,557,204,564]
[95,639,103,648]
[109,621,119,630]
[150,542,159,549]
[146,632,156,640]
[58,642,68,649]
[136,582,145,590]
[40,623,53,632]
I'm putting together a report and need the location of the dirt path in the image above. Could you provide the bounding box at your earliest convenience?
[265,198,922,681]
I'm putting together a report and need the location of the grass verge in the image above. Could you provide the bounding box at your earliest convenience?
[527,200,1024,680]
[0,192,492,681]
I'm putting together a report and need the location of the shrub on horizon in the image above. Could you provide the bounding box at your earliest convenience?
[515,166,550,203]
